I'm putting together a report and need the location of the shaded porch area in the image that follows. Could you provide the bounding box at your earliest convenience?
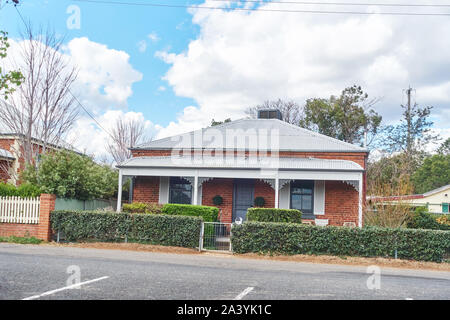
[116,155,364,227]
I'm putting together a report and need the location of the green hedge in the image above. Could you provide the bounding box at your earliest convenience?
[231,222,450,262]
[407,207,450,231]
[0,183,41,197]
[51,210,202,248]
[161,204,219,222]
[247,208,302,223]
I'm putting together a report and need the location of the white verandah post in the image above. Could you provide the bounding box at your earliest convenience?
[193,172,199,205]
[116,170,123,213]
[275,177,279,208]
[358,174,363,228]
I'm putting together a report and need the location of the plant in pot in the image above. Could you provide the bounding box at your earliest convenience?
[254,196,265,207]
[212,195,223,206]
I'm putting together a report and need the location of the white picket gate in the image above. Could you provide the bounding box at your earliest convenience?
[0,196,40,224]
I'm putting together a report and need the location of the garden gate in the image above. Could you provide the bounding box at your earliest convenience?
[199,222,233,252]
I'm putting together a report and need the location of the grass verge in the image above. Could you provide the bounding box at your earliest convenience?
[0,235,42,244]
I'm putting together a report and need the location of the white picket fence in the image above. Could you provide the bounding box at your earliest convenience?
[0,196,40,224]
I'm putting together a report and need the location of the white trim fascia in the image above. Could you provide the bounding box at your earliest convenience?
[119,167,362,181]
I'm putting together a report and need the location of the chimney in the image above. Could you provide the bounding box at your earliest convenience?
[257,109,283,121]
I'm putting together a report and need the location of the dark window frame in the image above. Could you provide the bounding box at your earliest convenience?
[169,177,192,204]
[290,180,314,219]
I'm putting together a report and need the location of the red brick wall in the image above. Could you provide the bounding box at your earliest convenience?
[323,181,359,226]
[0,223,40,238]
[132,176,160,203]
[254,180,275,208]
[0,194,56,241]
[201,178,234,223]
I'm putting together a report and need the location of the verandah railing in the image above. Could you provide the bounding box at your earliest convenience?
[0,196,40,224]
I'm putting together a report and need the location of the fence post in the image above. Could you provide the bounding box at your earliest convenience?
[37,194,56,241]
[230,223,233,252]
[199,222,204,252]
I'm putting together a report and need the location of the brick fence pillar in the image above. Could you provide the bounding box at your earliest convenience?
[37,194,56,241]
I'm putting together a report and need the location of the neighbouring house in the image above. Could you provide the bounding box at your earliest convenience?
[116,110,368,227]
[368,184,450,215]
[0,133,76,186]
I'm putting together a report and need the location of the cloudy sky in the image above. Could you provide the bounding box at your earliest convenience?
[1,0,449,159]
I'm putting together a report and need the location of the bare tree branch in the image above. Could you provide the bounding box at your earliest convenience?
[107,118,151,164]
[245,99,304,125]
[0,23,79,166]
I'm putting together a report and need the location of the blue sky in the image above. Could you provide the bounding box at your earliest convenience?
[1,0,449,159]
[1,0,201,126]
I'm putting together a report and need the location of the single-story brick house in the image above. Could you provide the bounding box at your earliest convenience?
[116,111,368,227]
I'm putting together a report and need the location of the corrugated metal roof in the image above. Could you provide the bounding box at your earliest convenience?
[118,155,363,171]
[133,118,368,153]
[0,148,14,160]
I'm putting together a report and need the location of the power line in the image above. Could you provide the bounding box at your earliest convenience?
[73,0,450,16]
[210,0,450,8]
[14,5,117,141]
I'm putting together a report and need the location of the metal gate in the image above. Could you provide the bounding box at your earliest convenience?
[199,222,233,252]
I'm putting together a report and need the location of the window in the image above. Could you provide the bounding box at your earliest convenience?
[443,203,449,214]
[290,180,314,218]
[169,177,192,204]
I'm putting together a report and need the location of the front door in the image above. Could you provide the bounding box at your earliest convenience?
[232,179,254,223]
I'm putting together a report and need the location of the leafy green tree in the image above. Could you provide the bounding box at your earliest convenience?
[0,31,24,100]
[299,85,382,147]
[411,154,450,194]
[437,138,450,155]
[383,88,440,174]
[22,150,118,200]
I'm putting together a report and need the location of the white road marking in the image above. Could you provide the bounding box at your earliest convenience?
[234,287,254,300]
[405,298,414,300]
[22,276,109,300]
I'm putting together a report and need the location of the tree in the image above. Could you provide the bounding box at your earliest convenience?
[383,87,440,174]
[245,99,303,125]
[437,138,450,155]
[411,154,450,194]
[211,118,231,126]
[365,168,414,228]
[107,118,150,164]
[299,85,382,147]
[0,24,79,168]
[22,150,118,200]
[367,153,412,195]
[0,31,24,100]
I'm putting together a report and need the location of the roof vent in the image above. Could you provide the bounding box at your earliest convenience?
[257,109,283,120]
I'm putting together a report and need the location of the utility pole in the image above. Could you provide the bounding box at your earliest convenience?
[405,86,413,157]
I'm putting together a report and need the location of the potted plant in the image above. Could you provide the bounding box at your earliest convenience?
[212,195,223,206]
[254,196,265,207]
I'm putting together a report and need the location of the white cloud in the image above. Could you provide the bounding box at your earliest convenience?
[67,110,157,161]
[137,40,147,53]
[2,37,146,161]
[67,37,143,111]
[148,32,160,42]
[156,0,450,138]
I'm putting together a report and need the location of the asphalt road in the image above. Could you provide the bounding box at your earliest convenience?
[0,243,449,300]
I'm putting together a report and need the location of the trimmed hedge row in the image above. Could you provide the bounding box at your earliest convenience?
[0,183,42,198]
[161,204,218,222]
[247,208,302,223]
[51,210,202,248]
[231,222,450,262]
